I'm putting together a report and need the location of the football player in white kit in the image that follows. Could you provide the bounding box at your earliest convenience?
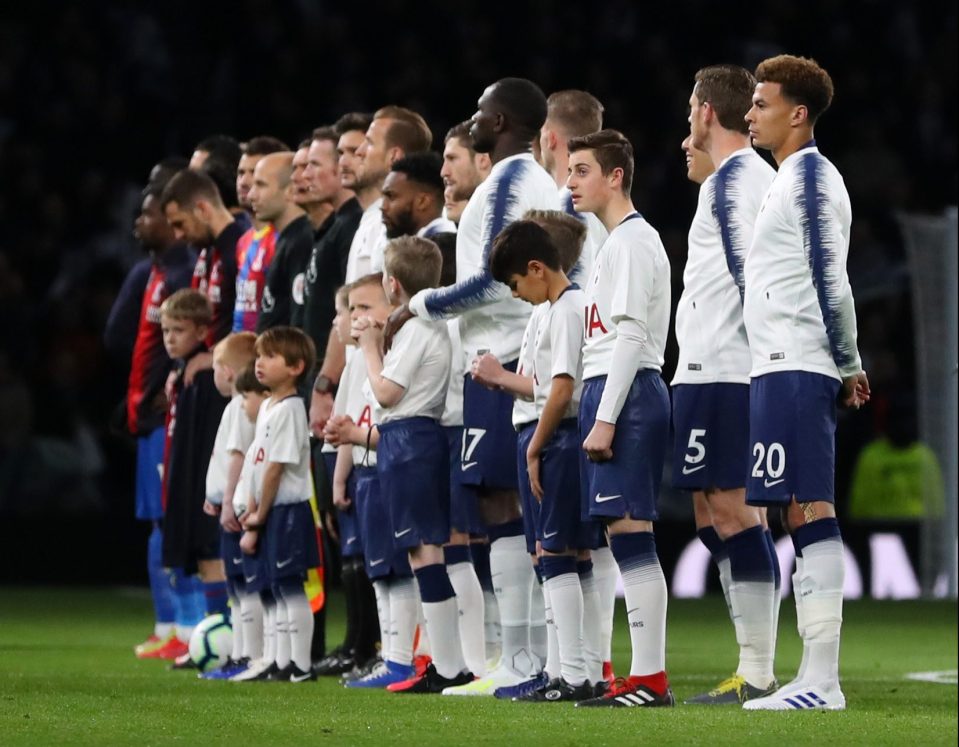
[407,78,561,695]
[675,65,781,706]
[565,130,674,709]
[741,55,869,712]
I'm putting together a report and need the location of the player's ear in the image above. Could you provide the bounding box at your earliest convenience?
[790,104,809,128]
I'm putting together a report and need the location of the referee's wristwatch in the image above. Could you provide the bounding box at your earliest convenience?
[313,373,337,396]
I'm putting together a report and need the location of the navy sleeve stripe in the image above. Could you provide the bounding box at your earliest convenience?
[711,158,747,301]
[798,153,857,371]
[423,159,526,316]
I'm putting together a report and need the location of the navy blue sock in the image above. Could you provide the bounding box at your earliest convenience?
[147,524,175,624]
[444,545,471,566]
[203,580,230,618]
[725,526,775,583]
[609,531,658,572]
[794,517,842,554]
[576,559,594,582]
[533,562,543,585]
[538,555,577,581]
[471,543,493,593]
[487,518,524,543]
[697,526,727,565]
[764,530,781,590]
[414,563,456,603]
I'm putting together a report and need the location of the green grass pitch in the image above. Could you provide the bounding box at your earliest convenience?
[1,588,955,745]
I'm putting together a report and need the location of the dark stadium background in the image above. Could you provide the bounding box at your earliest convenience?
[0,1,954,587]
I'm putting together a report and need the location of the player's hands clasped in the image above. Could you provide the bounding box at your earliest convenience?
[352,315,384,350]
[323,414,355,447]
[471,352,504,390]
[583,420,615,462]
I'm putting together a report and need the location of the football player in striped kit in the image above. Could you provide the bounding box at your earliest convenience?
[741,55,869,712]
[675,65,781,706]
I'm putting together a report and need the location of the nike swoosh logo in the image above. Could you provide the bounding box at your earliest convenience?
[232,557,243,565]
[594,493,622,503]
[543,531,558,539]
[394,528,412,538]
[764,478,785,487]
[369,558,385,566]
[290,671,313,682]
[682,464,705,475]
[276,558,293,569]
[245,575,257,583]
[462,462,478,470]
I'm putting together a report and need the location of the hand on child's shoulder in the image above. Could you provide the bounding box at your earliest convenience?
[383,304,414,352]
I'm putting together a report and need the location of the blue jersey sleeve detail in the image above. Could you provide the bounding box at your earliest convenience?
[421,159,526,317]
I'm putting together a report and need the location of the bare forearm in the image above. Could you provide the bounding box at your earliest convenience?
[223,451,244,504]
[528,378,573,455]
[319,332,346,384]
[257,462,285,518]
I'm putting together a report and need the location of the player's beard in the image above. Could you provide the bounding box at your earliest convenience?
[385,209,417,239]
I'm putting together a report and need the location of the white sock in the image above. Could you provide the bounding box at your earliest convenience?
[447,561,487,677]
[283,588,314,672]
[372,579,392,662]
[229,594,243,661]
[413,581,431,657]
[528,577,547,672]
[175,624,194,643]
[273,597,291,670]
[542,583,560,679]
[154,622,173,639]
[239,591,264,660]
[421,597,467,679]
[483,589,501,662]
[590,546,618,663]
[490,534,535,676]
[544,572,588,687]
[793,557,807,682]
[729,580,776,689]
[388,577,417,666]
[580,566,604,684]
[620,556,667,677]
[798,539,844,688]
[262,601,276,664]
[718,556,734,623]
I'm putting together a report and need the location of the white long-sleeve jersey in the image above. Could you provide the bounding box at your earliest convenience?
[345,198,387,282]
[673,148,775,385]
[743,142,862,381]
[409,153,559,363]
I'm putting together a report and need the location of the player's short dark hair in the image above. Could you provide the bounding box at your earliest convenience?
[490,220,561,285]
[384,236,442,296]
[296,138,312,151]
[523,210,586,275]
[311,126,338,145]
[200,157,239,209]
[389,152,444,197]
[374,106,433,154]
[755,54,834,123]
[694,65,755,135]
[235,364,270,396]
[243,135,290,157]
[160,168,224,210]
[334,112,373,137]
[145,156,189,197]
[255,326,317,384]
[567,129,634,195]
[546,90,604,137]
[445,120,475,150]
[195,134,241,166]
[490,78,548,140]
[160,288,213,325]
